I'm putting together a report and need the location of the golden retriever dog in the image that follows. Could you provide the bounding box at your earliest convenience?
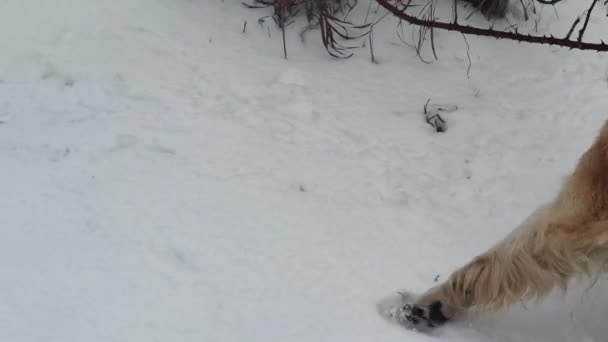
[403,120,608,328]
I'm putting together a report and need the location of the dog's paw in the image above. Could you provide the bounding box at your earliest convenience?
[377,291,452,332]
[401,301,450,328]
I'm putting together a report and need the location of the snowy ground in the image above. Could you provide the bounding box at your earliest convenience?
[2,0,608,341]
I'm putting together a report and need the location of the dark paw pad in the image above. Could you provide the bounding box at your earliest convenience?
[402,301,449,328]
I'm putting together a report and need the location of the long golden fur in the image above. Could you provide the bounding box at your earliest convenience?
[407,120,608,327]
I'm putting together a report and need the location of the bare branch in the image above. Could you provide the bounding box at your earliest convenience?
[565,17,581,40]
[535,0,562,4]
[376,0,608,52]
[577,0,599,42]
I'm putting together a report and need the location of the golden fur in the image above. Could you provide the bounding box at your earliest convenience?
[412,120,608,323]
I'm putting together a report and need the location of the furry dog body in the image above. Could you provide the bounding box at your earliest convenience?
[406,121,608,327]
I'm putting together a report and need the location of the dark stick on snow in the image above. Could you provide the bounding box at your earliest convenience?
[577,0,599,42]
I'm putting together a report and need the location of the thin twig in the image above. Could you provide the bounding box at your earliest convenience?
[565,17,581,40]
[578,0,599,42]
[369,29,378,63]
[519,0,529,20]
[282,25,287,59]
[462,33,472,79]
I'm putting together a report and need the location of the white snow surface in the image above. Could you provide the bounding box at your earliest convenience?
[2,0,608,341]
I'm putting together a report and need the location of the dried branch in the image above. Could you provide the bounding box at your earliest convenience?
[462,33,472,78]
[535,0,562,4]
[565,17,581,40]
[247,0,370,58]
[577,0,599,42]
[245,0,607,59]
[376,0,608,52]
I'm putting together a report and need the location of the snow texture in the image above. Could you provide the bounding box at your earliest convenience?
[1,0,608,341]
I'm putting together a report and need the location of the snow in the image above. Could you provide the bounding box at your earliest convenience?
[1,0,608,341]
